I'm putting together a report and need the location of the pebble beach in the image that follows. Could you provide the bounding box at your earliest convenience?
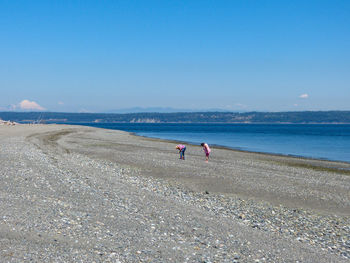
[1,124,350,262]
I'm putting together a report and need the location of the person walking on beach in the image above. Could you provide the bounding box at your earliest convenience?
[201,142,211,162]
[176,144,186,160]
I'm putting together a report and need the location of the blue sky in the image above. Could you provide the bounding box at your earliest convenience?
[1,0,349,112]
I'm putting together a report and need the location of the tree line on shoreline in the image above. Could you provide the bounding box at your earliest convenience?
[1,111,350,124]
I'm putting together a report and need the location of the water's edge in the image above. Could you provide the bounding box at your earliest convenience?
[132,132,350,167]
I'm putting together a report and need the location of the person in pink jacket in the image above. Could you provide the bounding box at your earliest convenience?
[175,144,186,160]
[201,142,211,162]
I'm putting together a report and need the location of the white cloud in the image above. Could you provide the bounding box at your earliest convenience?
[294,104,298,107]
[19,100,45,111]
[299,94,309,99]
[58,101,64,105]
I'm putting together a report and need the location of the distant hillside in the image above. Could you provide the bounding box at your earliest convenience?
[1,111,350,124]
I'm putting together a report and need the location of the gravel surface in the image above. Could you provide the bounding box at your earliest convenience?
[0,124,349,262]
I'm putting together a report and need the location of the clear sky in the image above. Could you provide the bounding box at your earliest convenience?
[1,0,349,112]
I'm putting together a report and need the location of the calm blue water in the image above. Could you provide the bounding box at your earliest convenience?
[75,123,350,163]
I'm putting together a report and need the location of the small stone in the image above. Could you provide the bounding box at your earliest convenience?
[239,213,246,219]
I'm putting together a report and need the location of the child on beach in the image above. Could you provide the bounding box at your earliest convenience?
[201,143,211,162]
[176,144,186,160]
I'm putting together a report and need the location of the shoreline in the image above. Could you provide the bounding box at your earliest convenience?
[1,124,349,261]
[133,132,350,168]
[58,122,350,165]
[124,131,350,179]
[12,120,350,125]
[61,122,350,165]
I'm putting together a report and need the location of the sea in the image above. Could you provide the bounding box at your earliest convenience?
[73,123,350,163]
